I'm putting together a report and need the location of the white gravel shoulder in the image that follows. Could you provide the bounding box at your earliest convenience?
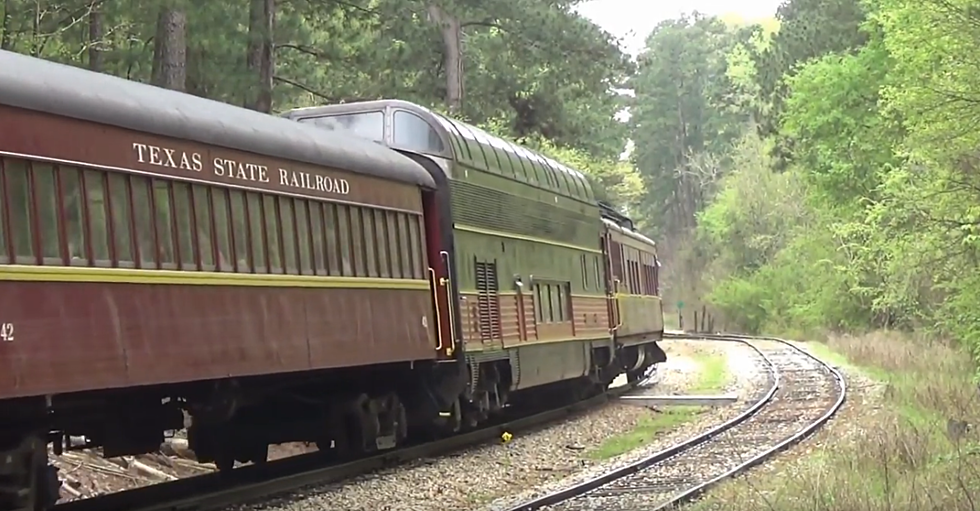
[238,340,769,511]
[480,340,769,511]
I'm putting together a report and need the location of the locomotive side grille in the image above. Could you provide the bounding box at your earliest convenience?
[451,180,599,248]
[474,259,502,341]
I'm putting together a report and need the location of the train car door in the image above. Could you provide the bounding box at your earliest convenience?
[601,232,622,334]
[421,189,458,360]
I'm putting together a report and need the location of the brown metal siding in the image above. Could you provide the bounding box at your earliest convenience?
[522,296,537,340]
[0,282,433,399]
[573,297,609,338]
[0,105,422,213]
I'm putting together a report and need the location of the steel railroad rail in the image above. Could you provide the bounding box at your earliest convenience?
[504,332,846,511]
[49,374,657,511]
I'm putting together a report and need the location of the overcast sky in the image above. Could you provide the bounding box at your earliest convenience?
[574,0,785,56]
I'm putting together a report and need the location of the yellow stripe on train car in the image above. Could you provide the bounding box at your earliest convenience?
[0,265,429,290]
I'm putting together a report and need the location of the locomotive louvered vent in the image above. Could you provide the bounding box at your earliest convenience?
[475,259,502,341]
[451,181,598,247]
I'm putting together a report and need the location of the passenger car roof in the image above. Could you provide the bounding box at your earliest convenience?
[0,50,434,188]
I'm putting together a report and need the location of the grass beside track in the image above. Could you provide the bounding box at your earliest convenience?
[587,348,732,460]
[689,331,980,511]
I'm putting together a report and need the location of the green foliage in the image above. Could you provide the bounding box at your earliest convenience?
[629,12,753,242]
[0,0,629,159]
[631,0,980,372]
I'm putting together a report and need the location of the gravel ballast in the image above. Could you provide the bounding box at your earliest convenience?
[234,339,770,511]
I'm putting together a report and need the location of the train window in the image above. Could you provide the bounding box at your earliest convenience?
[60,167,87,265]
[262,195,282,273]
[554,285,566,322]
[407,214,423,279]
[129,177,155,268]
[245,192,266,273]
[560,283,571,321]
[453,123,491,171]
[172,182,196,270]
[295,199,313,275]
[534,283,570,323]
[192,185,214,270]
[648,263,656,295]
[0,160,7,262]
[396,213,412,278]
[348,206,366,277]
[362,209,379,277]
[393,111,445,154]
[84,170,110,265]
[633,260,641,294]
[106,175,131,266]
[3,160,32,262]
[300,112,384,143]
[593,256,601,290]
[542,285,552,322]
[609,242,623,283]
[337,205,353,276]
[534,284,545,323]
[153,179,177,269]
[634,258,640,294]
[440,120,471,160]
[278,197,299,274]
[309,202,326,275]
[376,210,391,278]
[386,211,402,278]
[323,203,340,276]
[228,190,249,272]
[211,188,233,271]
[31,163,59,263]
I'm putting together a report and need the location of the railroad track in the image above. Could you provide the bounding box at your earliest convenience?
[50,373,658,511]
[504,332,846,511]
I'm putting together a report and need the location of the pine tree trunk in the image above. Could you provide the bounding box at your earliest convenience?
[88,2,104,72]
[246,0,275,112]
[151,7,187,91]
[426,4,463,113]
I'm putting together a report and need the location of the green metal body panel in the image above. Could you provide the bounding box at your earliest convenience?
[449,169,604,297]
[614,295,665,340]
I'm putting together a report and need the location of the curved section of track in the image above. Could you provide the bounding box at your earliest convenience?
[504,333,846,511]
[50,375,656,511]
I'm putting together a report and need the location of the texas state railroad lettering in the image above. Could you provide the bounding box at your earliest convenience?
[131,142,351,195]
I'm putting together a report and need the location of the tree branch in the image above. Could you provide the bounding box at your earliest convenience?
[272,74,379,104]
[460,18,502,30]
[276,43,323,58]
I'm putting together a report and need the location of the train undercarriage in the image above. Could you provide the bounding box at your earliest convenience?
[0,340,663,510]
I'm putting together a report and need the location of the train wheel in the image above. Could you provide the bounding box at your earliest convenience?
[40,463,60,509]
[237,443,267,466]
[213,453,234,472]
[433,397,462,436]
[626,369,643,384]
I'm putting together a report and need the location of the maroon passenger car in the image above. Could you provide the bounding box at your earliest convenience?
[0,50,465,510]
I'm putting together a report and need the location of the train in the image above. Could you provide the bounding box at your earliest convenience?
[0,50,664,511]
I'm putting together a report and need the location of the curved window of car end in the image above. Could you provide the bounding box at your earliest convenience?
[295,111,385,143]
[391,110,450,157]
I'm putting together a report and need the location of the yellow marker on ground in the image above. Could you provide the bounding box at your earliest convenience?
[501,431,513,443]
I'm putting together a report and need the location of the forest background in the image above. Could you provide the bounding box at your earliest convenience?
[2,0,978,367]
